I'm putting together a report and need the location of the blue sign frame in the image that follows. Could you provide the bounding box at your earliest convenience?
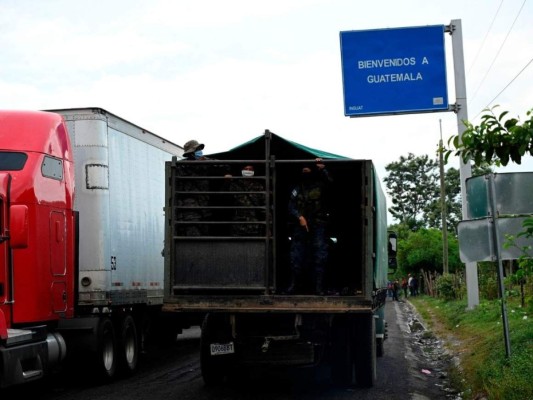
[340,25,449,117]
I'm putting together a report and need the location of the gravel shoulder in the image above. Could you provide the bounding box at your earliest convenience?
[401,299,464,399]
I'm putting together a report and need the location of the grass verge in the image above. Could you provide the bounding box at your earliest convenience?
[409,296,532,400]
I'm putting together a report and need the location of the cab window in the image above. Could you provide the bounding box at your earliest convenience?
[0,152,27,170]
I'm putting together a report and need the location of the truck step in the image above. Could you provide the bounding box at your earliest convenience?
[22,370,43,380]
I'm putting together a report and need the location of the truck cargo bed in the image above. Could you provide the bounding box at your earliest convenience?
[163,132,390,314]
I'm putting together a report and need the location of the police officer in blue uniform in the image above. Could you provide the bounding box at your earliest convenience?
[287,158,333,295]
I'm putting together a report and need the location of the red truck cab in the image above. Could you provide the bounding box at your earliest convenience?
[0,110,74,386]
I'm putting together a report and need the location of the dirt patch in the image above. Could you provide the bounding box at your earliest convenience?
[399,300,464,399]
[407,300,471,363]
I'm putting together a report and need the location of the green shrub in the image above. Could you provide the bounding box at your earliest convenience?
[436,274,456,300]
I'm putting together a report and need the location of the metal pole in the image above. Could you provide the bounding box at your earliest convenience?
[487,174,512,357]
[449,19,479,308]
[439,119,449,274]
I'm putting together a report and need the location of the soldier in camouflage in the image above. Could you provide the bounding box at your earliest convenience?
[176,140,211,236]
[176,139,231,236]
[287,159,333,295]
[229,165,266,236]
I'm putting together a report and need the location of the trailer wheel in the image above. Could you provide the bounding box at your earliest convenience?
[330,316,354,386]
[200,313,234,386]
[118,314,139,375]
[353,314,376,388]
[93,317,118,381]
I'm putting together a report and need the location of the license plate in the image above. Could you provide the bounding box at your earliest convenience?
[210,342,234,356]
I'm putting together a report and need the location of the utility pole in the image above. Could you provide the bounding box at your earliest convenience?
[439,119,449,274]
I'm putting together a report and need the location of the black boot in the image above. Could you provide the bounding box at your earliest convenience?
[286,283,296,295]
[315,273,324,296]
[285,271,299,295]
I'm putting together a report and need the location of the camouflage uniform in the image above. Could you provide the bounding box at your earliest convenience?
[287,166,332,294]
[175,140,213,236]
[229,177,266,236]
[175,161,211,236]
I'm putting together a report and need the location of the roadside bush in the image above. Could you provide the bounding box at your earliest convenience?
[436,274,456,300]
[477,263,499,300]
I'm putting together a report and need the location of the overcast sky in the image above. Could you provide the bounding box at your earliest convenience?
[1,0,532,216]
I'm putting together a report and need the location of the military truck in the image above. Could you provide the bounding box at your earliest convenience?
[162,130,391,387]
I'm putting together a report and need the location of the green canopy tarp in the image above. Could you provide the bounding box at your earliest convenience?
[207,131,349,161]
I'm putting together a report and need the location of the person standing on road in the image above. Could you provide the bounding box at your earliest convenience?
[401,276,408,298]
[286,158,333,295]
[392,279,400,301]
[412,275,419,296]
[408,273,414,297]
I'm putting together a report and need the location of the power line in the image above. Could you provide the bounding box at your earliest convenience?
[466,0,504,76]
[477,56,533,118]
[470,0,528,102]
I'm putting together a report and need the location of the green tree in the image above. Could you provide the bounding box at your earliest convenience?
[384,153,438,229]
[424,166,461,232]
[396,228,461,275]
[385,153,490,233]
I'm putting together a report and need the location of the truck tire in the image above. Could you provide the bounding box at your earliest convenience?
[353,314,376,388]
[376,337,384,358]
[200,313,235,386]
[330,316,354,386]
[374,308,386,357]
[118,314,139,375]
[93,317,118,382]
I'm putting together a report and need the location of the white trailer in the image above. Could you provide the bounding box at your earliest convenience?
[53,107,183,307]
[47,108,192,381]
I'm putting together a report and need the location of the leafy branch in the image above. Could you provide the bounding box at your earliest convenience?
[444,106,533,167]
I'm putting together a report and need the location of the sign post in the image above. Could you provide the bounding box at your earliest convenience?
[457,172,533,358]
[340,19,481,310]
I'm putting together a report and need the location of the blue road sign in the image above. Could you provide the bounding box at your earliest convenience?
[340,25,449,117]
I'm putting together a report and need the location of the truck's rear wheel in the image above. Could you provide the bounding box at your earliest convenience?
[353,314,376,387]
[374,308,386,357]
[94,317,118,381]
[118,314,139,375]
[200,313,235,386]
[376,337,384,357]
[330,316,354,386]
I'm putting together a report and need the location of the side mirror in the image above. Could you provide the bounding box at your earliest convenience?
[387,231,397,270]
[10,205,29,248]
